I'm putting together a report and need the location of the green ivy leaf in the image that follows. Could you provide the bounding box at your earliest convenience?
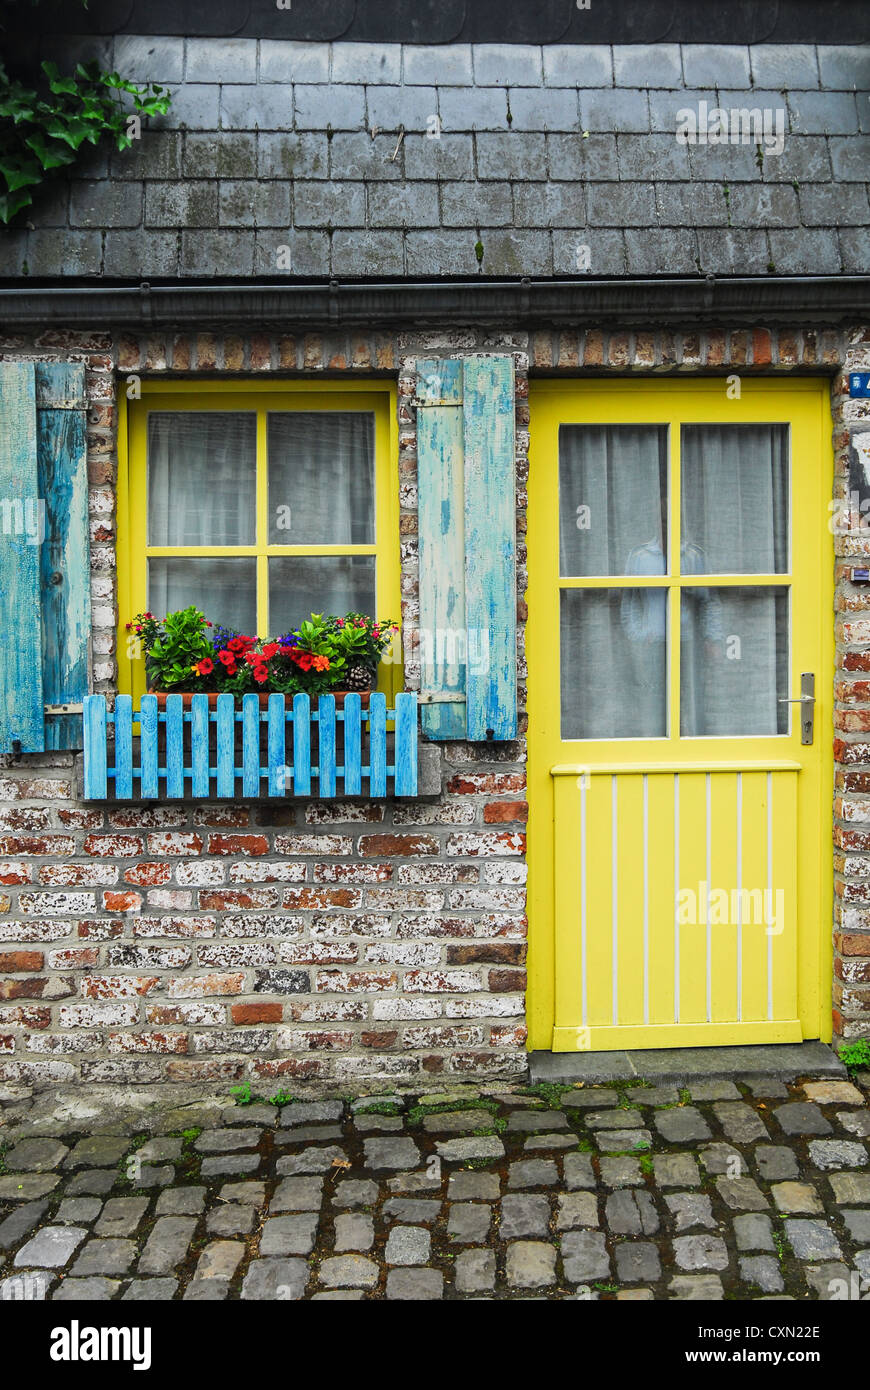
[23,133,76,170]
[0,157,42,191]
[0,186,34,223]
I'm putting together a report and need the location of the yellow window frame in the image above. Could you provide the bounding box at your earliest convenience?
[118,379,401,702]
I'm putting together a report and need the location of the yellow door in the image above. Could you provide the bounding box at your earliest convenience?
[526,380,833,1052]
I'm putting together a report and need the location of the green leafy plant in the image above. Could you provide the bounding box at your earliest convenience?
[130,607,398,697]
[230,1081,254,1106]
[0,58,171,223]
[131,607,216,693]
[839,1039,870,1075]
[268,1089,294,1106]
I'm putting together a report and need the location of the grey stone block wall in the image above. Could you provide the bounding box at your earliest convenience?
[0,38,866,279]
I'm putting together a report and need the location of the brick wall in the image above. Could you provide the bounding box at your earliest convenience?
[834,327,870,1041]
[0,320,868,1086]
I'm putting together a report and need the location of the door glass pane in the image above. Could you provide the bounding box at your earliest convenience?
[268,412,375,545]
[680,424,789,574]
[270,555,376,634]
[148,413,256,545]
[561,588,667,739]
[559,425,668,577]
[149,557,257,633]
[680,586,789,736]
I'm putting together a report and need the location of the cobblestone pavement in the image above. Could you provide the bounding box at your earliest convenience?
[1,1072,869,1301]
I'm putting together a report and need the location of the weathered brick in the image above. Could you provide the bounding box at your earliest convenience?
[231,1002,283,1025]
[20,892,95,915]
[39,864,119,887]
[0,836,75,855]
[146,1001,224,1026]
[123,863,172,887]
[59,1001,139,1027]
[447,832,525,856]
[315,970,397,993]
[108,1031,189,1053]
[0,951,43,972]
[167,973,246,998]
[446,943,527,965]
[207,834,270,856]
[199,889,280,910]
[405,970,483,993]
[46,948,99,970]
[489,969,527,992]
[102,891,143,913]
[280,942,359,964]
[483,801,529,824]
[282,888,362,910]
[278,1028,353,1050]
[146,832,204,855]
[274,834,352,855]
[358,833,439,856]
[83,834,143,857]
[0,861,31,884]
[0,1004,51,1028]
[197,944,277,967]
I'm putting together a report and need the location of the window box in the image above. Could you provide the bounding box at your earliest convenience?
[80,692,419,801]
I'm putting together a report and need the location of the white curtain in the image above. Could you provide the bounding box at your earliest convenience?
[147,412,258,631]
[559,424,789,740]
[148,412,256,546]
[269,555,376,635]
[268,413,374,544]
[679,425,788,735]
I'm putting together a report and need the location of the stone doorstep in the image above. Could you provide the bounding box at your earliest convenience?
[530,1041,846,1086]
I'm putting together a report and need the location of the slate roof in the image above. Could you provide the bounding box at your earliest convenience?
[0,38,867,282]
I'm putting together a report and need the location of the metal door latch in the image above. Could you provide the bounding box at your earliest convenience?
[777,672,815,745]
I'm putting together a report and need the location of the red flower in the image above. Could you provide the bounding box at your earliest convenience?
[217,649,235,666]
[194,658,214,675]
[252,665,269,684]
[261,642,279,659]
[229,635,256,653]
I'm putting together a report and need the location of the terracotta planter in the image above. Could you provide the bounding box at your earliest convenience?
[148,691,373,709]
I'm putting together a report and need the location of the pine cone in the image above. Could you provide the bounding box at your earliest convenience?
[344,663,374,691]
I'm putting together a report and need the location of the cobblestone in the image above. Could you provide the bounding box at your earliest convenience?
[1,1071,868,1300]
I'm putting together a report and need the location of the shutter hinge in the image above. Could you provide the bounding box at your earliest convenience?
[44,703,83,714]
[417,693,465,705]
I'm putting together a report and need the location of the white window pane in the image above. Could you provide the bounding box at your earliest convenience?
[681,587,789,736]
[559,425,668,577]
[269,556,376,634]
[561,589,667,739]
[268,413,375,545]
[149,558,257,633]
[680,424,789,574]
[148,413,256,546]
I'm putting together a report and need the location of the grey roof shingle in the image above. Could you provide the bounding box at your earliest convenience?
[3,38,867,280]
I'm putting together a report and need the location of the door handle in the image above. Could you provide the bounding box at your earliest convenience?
[777,672,814,745]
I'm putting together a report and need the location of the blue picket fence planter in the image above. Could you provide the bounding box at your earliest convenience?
[82,693,418,800]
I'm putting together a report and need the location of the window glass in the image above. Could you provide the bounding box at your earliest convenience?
[268,412,375,545]
[559,425,668,577]
[147,413,256,546]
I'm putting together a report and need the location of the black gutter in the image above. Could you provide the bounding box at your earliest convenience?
[0,277,867,330]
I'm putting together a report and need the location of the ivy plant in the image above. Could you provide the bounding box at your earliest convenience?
[0,58,171,223]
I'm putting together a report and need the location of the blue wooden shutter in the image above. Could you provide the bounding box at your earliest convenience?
[416,355,517,742]
[0,363,44,752]
[37,364,90,750]
[0,361,90,754]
